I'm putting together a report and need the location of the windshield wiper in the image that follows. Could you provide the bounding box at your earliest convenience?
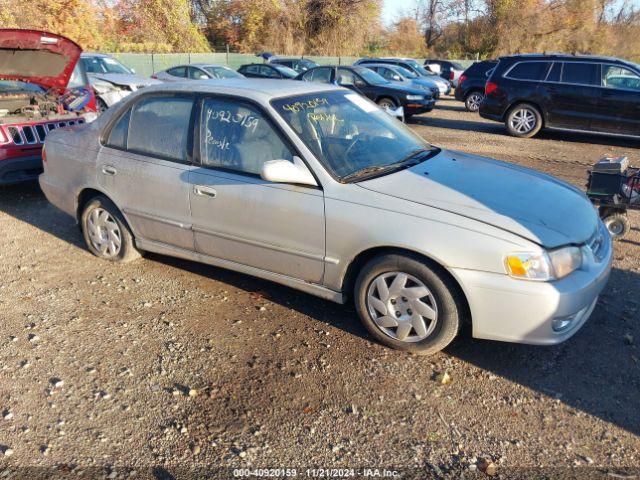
[340,148,437,183]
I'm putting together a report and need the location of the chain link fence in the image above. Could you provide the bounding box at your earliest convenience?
[108,52,474,77]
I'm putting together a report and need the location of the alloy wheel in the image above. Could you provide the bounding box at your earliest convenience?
[86,207,122,257]
[509,108,537,134]
[366,272,438,343]
[467,92,484,112]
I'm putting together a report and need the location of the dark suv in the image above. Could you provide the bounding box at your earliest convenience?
[455,60,497,112]
[480,54,640,138]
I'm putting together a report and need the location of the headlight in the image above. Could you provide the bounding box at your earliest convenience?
[406,94,424,100]
[505,246,582,281]
[93,83,117,94]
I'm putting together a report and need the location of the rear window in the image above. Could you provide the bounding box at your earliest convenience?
[561,63,600,86]
[507,62,551,81]
[465,61,497,76]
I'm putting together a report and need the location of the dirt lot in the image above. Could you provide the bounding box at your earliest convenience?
[0,98,639,479]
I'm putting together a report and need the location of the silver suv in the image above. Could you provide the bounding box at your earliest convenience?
[40,80,612,354]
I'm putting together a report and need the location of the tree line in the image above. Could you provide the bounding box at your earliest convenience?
[0,0,638,61]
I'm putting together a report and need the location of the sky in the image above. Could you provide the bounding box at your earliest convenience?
[381,0,413,26]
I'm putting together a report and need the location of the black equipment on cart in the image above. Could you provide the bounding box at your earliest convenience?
[587,156,639,239]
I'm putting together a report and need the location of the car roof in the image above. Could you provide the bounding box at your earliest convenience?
[126,78,341,101]
[501,53,636,66]
[81,52,111,58]
[166,64,228,69]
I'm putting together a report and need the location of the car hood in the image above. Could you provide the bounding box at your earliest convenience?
[88,73,160,87]
[379,82,429,96]
[358,150,598,248]
[0,29,82,90]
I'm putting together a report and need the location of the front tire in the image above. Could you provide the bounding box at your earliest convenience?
[81,195,141,262]
[464,91,484,112]
[505,103,543,138]
[354,254,463,355]
[376,97,398,111]
[603,212,630,239]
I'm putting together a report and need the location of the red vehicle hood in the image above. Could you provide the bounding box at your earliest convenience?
[0,29,82,90]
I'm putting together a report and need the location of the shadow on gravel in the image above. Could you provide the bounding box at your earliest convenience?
[2,182,640,437]
[433,103,467,113]
[410,115,506,134]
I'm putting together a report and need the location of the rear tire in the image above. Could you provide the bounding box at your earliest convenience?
[354,253,463,355]
[603,213,631,239]
[80,195,141,262]
[505,103,543,138]
[464,91,484,112]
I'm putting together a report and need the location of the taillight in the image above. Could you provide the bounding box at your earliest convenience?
[450,71,455,80]
[0,127,7,144]
[485,81,499,95]
[151,74,157,79]
[459,74,467,86]
[42,145,47,163]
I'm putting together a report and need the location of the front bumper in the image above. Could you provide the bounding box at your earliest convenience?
[404,99,436,116]
[0,155,42,185]
[451,229,613,345]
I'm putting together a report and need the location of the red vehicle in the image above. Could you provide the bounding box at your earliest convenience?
[0,29,96,185]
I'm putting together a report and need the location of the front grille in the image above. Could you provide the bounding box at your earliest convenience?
[0,118,85,146]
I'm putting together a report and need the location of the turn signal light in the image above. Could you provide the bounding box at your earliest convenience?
[485,81,499,95]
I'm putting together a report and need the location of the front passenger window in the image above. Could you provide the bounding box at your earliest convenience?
[200,98,294,175]
[602,65,640,91]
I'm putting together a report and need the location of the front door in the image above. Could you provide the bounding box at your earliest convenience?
[96,94,196,250]
[598,64,640,135]
[188,96,326,283]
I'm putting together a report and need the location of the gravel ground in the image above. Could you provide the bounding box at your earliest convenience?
[0,98,639,479]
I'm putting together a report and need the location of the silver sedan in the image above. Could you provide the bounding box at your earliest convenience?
[39,80,612,354]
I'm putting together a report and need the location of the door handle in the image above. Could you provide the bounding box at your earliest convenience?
[101,165,117,176]
[193,185,217,198]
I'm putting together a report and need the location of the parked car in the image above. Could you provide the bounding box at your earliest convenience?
[424,59,466,87]
[0,29,96,186]
[153,64,244,82]
[40,80,612,354]
[269,57,319,73]
[455,60,498,112]
[81,53,160,112]
[480,54,640,138]
[363,63,443,99]
[354,58,452,94]
[237,63,298,79]
[297,65,435,118]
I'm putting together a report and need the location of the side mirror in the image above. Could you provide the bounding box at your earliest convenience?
[355,79,366,88]
[130,68,136,74]
[261,156,317,187]
[392,74,401,81]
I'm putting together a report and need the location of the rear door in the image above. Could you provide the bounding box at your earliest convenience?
[96,94,196,250]
[188,96,326,283]
[598,63,640,135]
[544,61,600,130]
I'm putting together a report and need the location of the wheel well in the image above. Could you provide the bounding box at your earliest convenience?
[341,247,471,326]
[465,88,484,98]
[504,100,545,126]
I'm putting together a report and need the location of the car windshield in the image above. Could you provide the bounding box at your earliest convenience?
[87,57,132,75]
[396,66,417,79]
[0,80,43,94]
[273,65,298,78]
[357,68,389,85]
[204,66,243,79]
[272,91,436,180]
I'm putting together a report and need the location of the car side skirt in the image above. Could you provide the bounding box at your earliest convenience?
[136,238,346,304]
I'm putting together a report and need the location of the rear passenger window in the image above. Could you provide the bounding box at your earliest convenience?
[106,108,131,149]
[199,98,294,175]
[168,67,186,78]
[561,63,599,86]
[507,62,551,81]
[128,96,194,162]
[546,63,561,82]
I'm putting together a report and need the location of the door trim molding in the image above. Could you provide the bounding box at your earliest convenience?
[123,208,192,230]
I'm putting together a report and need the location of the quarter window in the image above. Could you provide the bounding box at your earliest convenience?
[507,62,551,81]
[127,96,194,162]
[561,63,600,86]
[602,65,640,90]
[105,108,131,149]
[336,68,356,86]
[308,68,332,84]
[199,98,294,175]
